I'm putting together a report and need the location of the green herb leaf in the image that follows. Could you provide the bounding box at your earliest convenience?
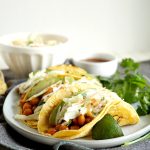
[97,58,150,116]
[120,58,139,72]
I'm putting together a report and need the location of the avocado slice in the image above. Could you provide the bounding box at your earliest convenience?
[92,114,124,140]
[26,76,62,99]
[49,101,65,126]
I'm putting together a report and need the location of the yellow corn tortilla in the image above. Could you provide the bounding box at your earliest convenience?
[38,83,139,140]
[108,101,139,126]
[48,65,91,79]
[24,120,38,129]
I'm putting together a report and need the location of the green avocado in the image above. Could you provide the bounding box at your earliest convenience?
[27,76,62,99]
[49,101,65,126]
[92,114,124,140]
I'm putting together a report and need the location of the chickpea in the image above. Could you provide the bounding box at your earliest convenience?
[47,128,57,135]
[70,125,80,130]
[77,114,85,126]
[85,116,94,123]
[72,118,78,125]
[23,108,32,115]
[23,102,32,111]
[59,125,69,131]
[55,124,61,131]
[30,97,40,106]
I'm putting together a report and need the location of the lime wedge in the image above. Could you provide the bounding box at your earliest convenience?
[92,114,124,140]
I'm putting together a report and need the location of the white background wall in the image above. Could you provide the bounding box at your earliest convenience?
[0,0,150,69]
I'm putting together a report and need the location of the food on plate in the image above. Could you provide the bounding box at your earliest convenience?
[92,114,124,140]
[38,82,139,140]
[12,34,61,47]
[0,70,7,95]
[15,65,100,128]
[15,63,140,140]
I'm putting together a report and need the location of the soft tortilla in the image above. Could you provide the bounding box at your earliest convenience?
[38,83,139,139]
[48,65,90,78]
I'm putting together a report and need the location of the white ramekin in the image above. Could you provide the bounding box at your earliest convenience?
[73,53,118,77]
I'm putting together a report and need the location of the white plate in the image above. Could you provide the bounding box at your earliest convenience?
[3,85,150,148]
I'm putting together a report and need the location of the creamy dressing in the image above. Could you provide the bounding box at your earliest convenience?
[55,87,122,124]
[56,88,106,123]
[64,104,83,122]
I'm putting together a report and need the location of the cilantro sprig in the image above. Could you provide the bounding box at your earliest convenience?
[97,58,150,116]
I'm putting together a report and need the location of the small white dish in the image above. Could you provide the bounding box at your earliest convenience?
[0,32,69,78]
[3,84,150,148]
[73,53,118,77]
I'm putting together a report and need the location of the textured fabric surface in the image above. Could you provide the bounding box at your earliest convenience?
[0,61,150,150]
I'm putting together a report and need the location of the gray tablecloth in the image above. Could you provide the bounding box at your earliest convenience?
[1,61,150,150]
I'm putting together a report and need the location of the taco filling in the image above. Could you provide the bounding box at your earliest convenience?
[15,78,63,121]
[15,65,100,125]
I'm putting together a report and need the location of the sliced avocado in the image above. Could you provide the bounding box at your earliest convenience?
[26,76,62,99]
[49,101,65,126]
[92,114,124,140]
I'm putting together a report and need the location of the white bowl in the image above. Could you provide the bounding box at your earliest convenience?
[0,33,69,78]
[73,53,118,77]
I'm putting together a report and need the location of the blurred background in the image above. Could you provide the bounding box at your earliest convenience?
[0,0,150,69]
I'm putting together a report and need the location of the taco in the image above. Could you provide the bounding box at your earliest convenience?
[38,82,139,139]
[15,65,100,128]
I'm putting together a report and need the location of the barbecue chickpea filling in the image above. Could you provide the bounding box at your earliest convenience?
[46,89,107,135]
[47,114,94,135]
[19,87,53,116]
